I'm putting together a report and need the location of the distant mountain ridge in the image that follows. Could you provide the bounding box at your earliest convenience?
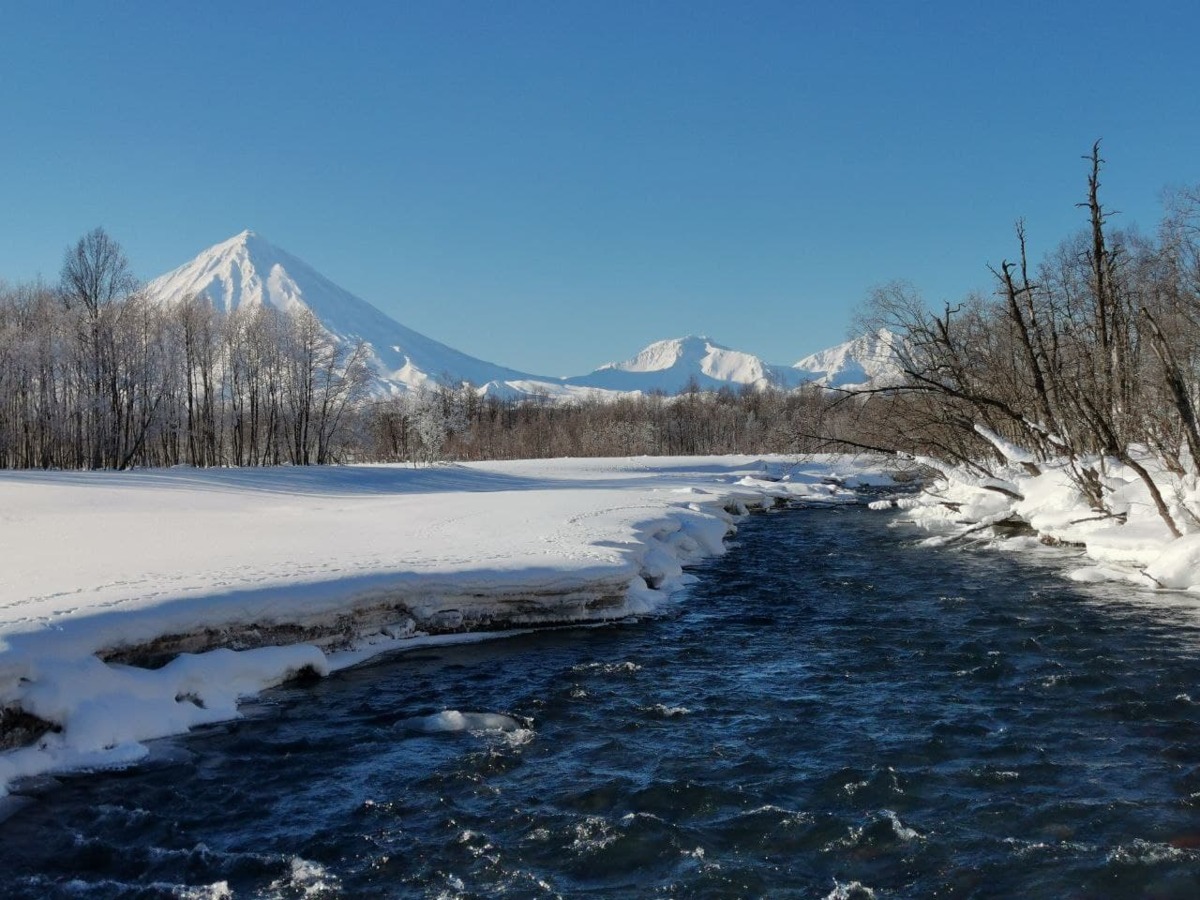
[146,231,902,398]
[791,328,903,390]
[565,335,808,394]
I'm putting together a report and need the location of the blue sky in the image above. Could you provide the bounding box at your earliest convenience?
[2,1,1198,376]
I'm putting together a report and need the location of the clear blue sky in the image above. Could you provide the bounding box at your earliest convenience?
[2,1,1198,376]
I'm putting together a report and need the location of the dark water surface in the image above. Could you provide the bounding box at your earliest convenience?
[6,506,1200,898]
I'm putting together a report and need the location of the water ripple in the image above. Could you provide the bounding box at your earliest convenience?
[5,507,1200,897]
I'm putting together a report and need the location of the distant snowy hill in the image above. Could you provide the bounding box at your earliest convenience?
[565,335,810,394]
[145,231,548,394]
[147,231,902,398]
[791,329,904,390]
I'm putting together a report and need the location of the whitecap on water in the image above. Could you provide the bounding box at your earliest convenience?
[741,804,810,828]
[456,829,499,861]
[1107,838,1200,866]
[435,873,468,900]
[41,876,233,898]
[264,857,342,898]
[970,767,1020,785]
[887,812,921,842]
[570,815,619,853]
[824,880,877,900]
[1003,836,1095,859]
[827,810,923,851]
[569,661,642,676]
[176,883,234,900]
[645,703,690,718]
[620,811,668,826]
[679,844,722,873]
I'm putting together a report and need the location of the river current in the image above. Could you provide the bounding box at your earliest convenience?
[5,505,1200,898]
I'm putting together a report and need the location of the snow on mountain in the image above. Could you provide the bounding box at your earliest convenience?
[146,231,901,399]
[145,231,545,394]
[566,335,810,394]
[791,328,904,390]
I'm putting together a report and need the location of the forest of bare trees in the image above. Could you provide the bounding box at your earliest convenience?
[0,228,838,470]
[825,143,1200,536]
[360,381,833,463]
[0,228,371,469]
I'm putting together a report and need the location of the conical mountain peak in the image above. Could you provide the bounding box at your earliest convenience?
[145,233,544,392]
[199,230,303,275]
[206,228,264,256]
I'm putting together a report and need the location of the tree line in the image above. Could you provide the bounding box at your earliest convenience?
[361,381,833,464]
[0,228,370,469]
[0,228,847,470]
[824,143,1200,536]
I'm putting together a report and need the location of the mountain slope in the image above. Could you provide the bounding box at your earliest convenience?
[146,231,543,392]
[566,335,810,394]
[791,328,903,390]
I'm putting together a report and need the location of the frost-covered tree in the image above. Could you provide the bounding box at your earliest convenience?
[407,387,447,465]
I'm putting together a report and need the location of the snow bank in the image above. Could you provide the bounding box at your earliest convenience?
[0,645,326,791]
[894,451,1200,589]
[0,455,894,794]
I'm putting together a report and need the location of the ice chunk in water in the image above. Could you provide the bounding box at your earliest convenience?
[398,710,524,733]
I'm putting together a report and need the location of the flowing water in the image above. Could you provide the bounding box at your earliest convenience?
[6,506,1200,898]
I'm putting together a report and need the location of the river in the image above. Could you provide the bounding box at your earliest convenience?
[4,505,1200,898]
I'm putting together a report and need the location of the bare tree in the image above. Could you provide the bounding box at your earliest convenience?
[59,228,137,468]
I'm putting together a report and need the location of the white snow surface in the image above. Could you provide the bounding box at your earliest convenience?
[0,455,888,794]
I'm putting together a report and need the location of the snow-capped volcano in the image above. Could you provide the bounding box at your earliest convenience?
[146,231,543,392]
[566,335,809,393]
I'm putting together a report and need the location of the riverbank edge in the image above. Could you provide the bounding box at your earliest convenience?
[1,461,888,796]
[873,451,1200,594]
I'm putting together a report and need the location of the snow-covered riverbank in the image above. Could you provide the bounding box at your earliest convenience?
[0,455,891,796]
[885,449,1200,591]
